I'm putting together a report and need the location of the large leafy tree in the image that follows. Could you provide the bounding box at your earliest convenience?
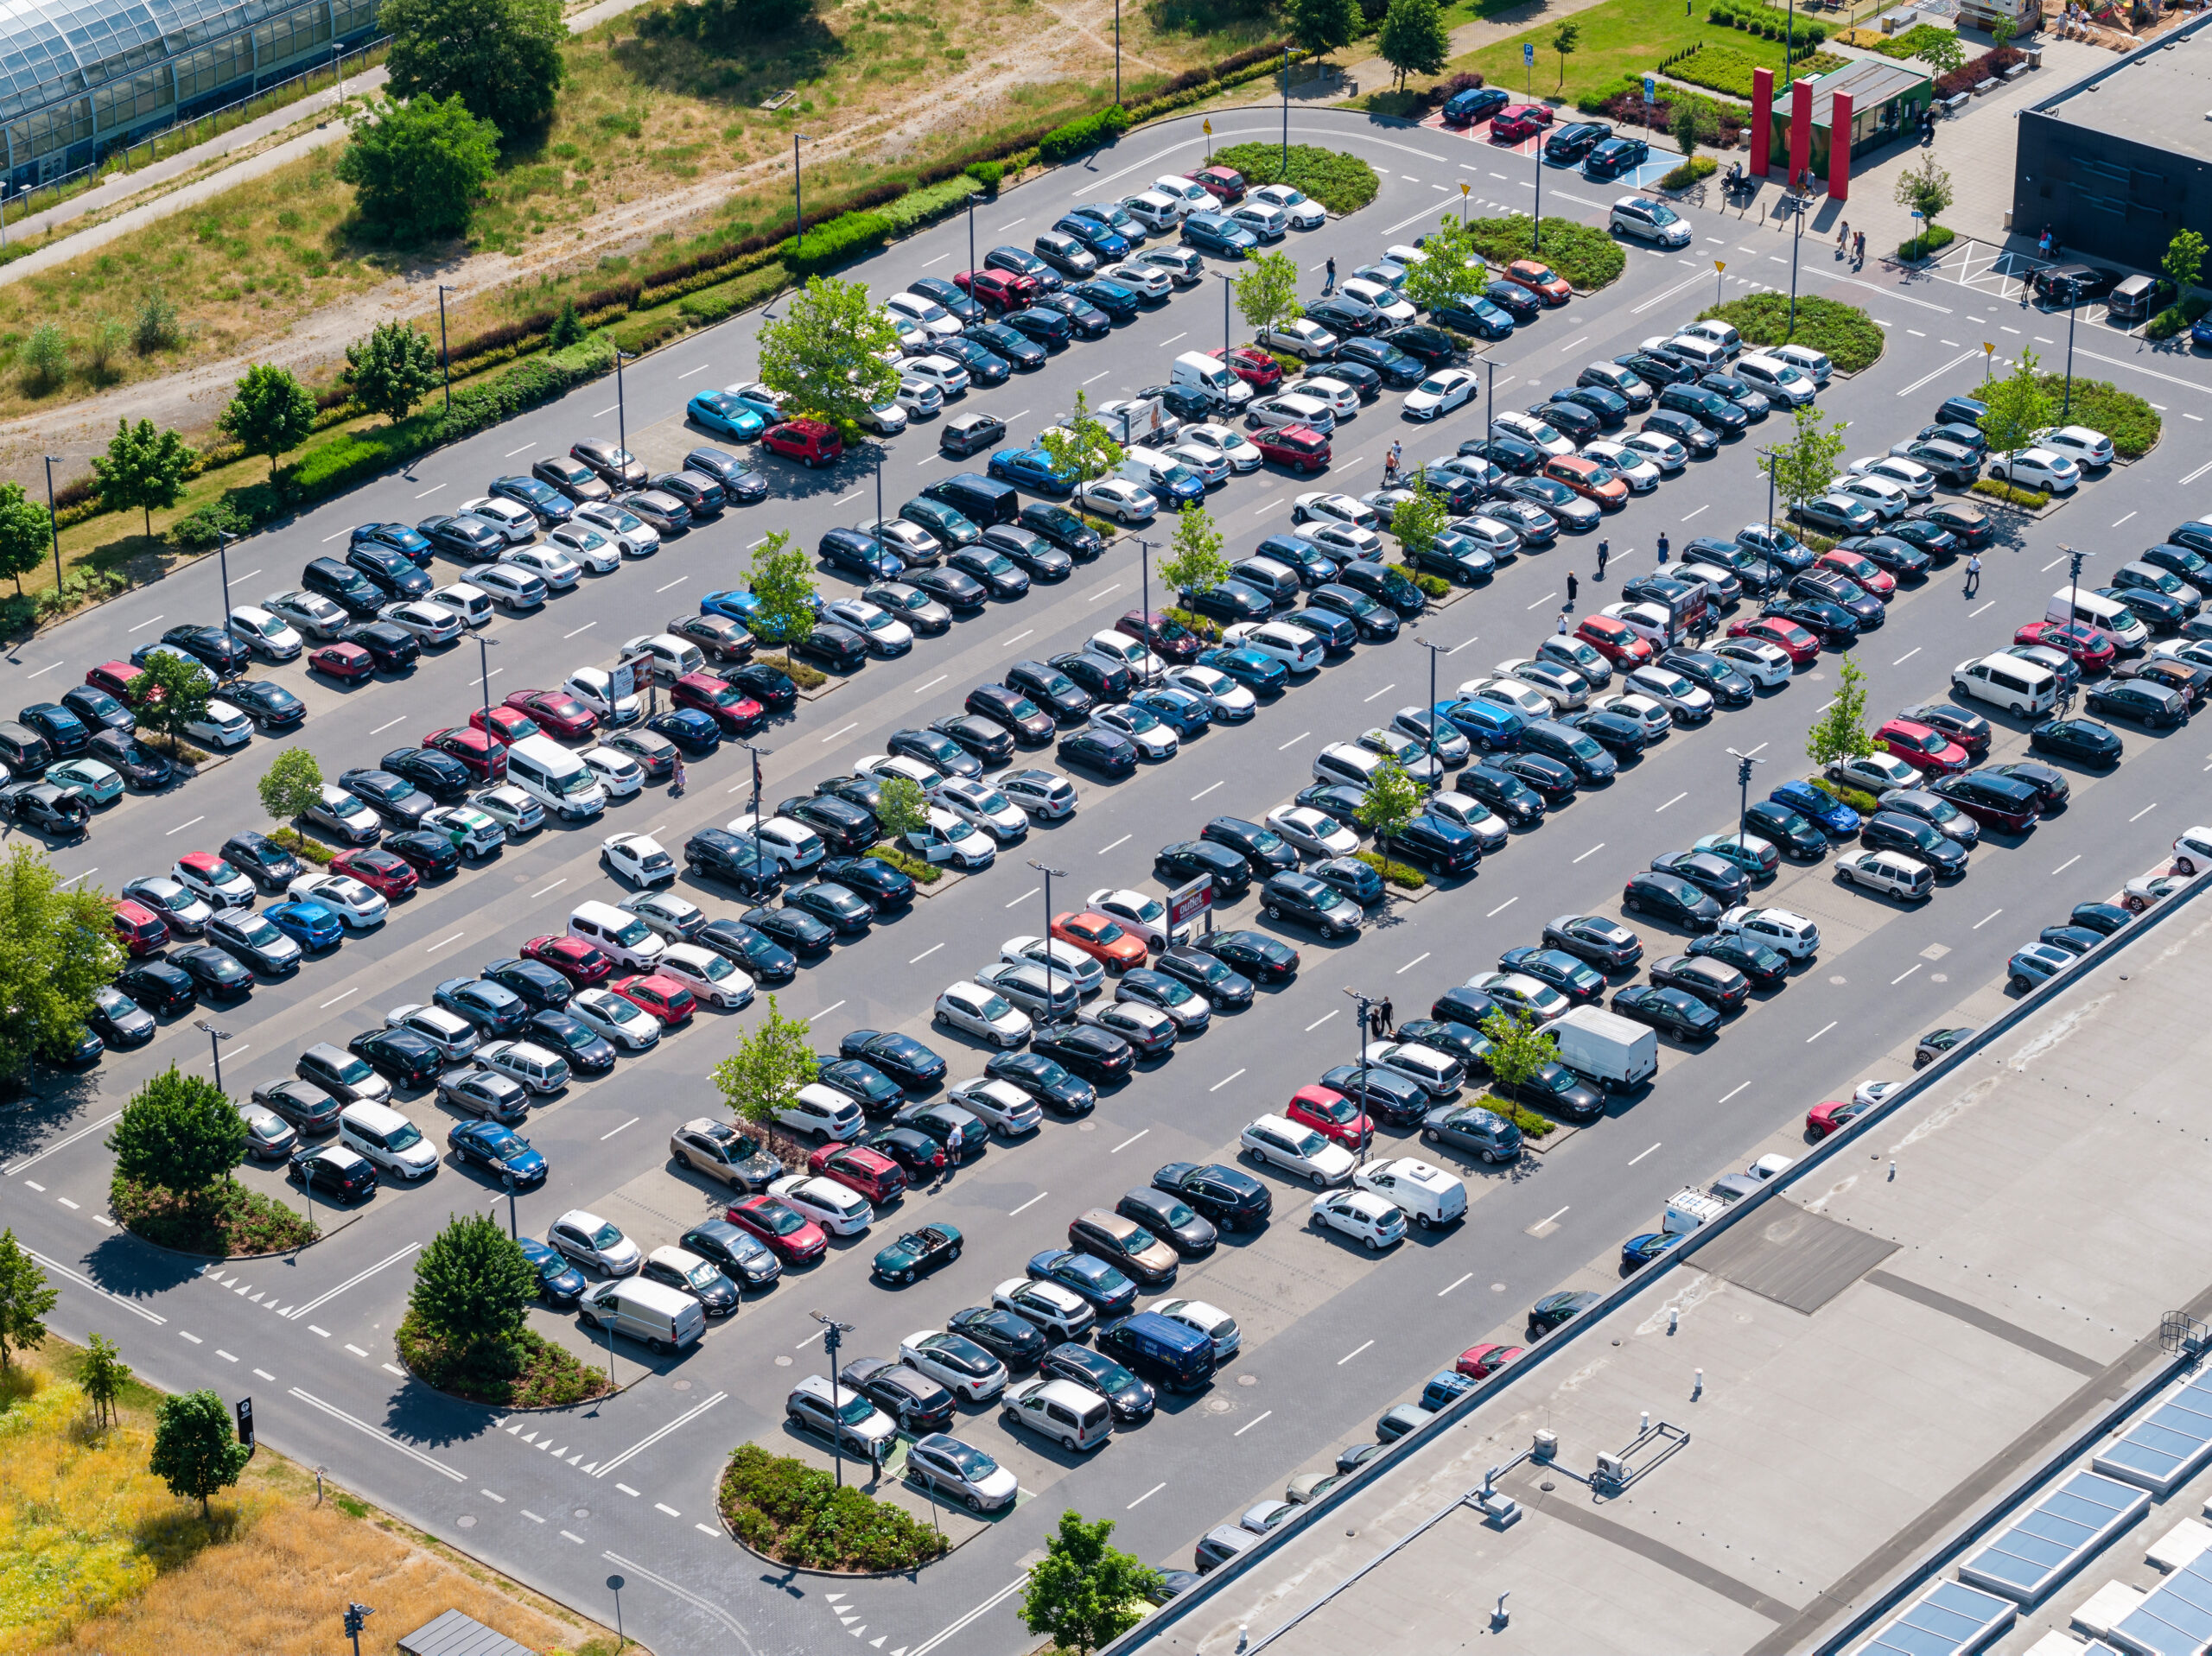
[107,1068,248,1194]
[149,1388,253,1519]
[747,530,817,647]
[126,650,213,746]
[1758,403,1847,524]
[1377,0,1449,89]
[92,417,196,540]
[1401,216,1486,315]
[219,364,317,485]
[755,276,903,431]
[380,0,567,136]
[1020,1511,1162,1655]
[345,320,442,424]
[408,1212,539,1361]
[874,774,931,841]
[1479,1008,1559,1094]
[1235,250,1303,337]
[0,844,122,1080]
[1290,0,1363,54]
[257,746,323,824]
[1978,347,2053,478]
[1805,652,1875,768]
[1389,476,1450,565]
[0,1230,57,1372]
[1356,756,1426,866]
[1159,502,1228,600]
[710,994,818,1127]
[335,95,500,244]
[0,481,49,595]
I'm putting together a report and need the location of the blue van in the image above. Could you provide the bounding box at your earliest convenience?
[1097,1310,1216,1393]
[1435,696,1524,752]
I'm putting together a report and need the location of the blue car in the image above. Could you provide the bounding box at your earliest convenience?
[1056,213,1130,260]
[1131,686,1211,737]
[2195,312,2212,351]
[2008,942,2075,993]
[1181,212,1257,259]
[350,521,436,566]
[1434,696,1525,752]
[1149,464,1207,506]
[1442,85,1509,126]
[987,447,1077,496]
[702,588,762,625]
[1769,778,1861,837]
[648,707,721,753]
[686,390,767,441]
[1620,1231,1680,1271]
[1198,644,1288,695]
[1431,295,1516,341]
[264,899,344,951]
[448,1119,547,1184]
[517,1235,585,1304]
[1027,1248,1139,1316]
[1421,1367,1478,1411]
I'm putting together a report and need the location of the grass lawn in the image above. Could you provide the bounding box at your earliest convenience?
[1459,0,1814,109]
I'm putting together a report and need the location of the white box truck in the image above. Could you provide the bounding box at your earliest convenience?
[1542,1006,1658,1092]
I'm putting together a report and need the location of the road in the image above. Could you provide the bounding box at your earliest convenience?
[5,104,2209,1656]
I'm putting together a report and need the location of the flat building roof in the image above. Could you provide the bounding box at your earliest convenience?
[2033,26,2212,168]
[1769,57,1933,126]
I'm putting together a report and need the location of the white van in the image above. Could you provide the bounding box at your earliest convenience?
[506,733,606,822]
[1677,318,1742,359]
[579,1277,705,1355]
[569,898,667,968]
[1311,742,1387,790]
[338,1101,439,1182]
[1001,1375,1113,1451]
[1118,445,1206,501]
[1171,350,1251,410]
[620,633,705,685]
[425,582,493,629]
[1353,1156,1467,1228]
[2046,588,2148,651]
[1951,652,2058,716]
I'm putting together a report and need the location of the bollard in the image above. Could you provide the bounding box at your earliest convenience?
[1888,1159,1897,1181]
[1669,1306,1679,1335]
[1641,1410,1649,1433]
[1694,1367,1704,1399]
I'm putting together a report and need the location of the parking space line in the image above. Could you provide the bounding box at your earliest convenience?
[1572,843,1605,863]
[1278,730,1309,750]
[1656,791,1686,811]
[1211,1069,1245,1092]
[1398,951,1428,974]
[1487,897,1517,917]
[1008,1191,1048,1216]
[1337,1339,1373,1365]
[1128,1482,1166,1508]
[1805,1020,1837,1043]
[909,942,942,964]
[1234,1411,1273,1436]
[1005,885,1039,908]
[2052,854,2080,874]
[1112,1129,1148,1152]
[1099,834,1130,854]
[1438,1272,1472,1296]
[601,1117,639,1140]
[1305,1010,1337,1031]
[2132,803,2158,822]
[1191,780,1223,801]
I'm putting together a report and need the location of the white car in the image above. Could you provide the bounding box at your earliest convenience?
[568,986,661,1050]
[933,980,1032,1048]
[1718,904,1820,960]
[1404,368,1478,422]
[655,942,755,1009]
[1988,447,2080,493]
[2031,424,2113,469]
[1087,629,1167,679]
[1847,454,1936,500]
[1224,620,1325,673]
[601,832,675,887]
[472,785,543,835]
[1001,935,1104,997]
[1241,1113,1356,1188]
[1830,752,1920,796]
[855,752,945,794]
[778,1082,863,1141]
[725,812,825,870]
[461,563,545,612]
[1495,657,1591,710]
[1292,519,1382,561]
[1230,201,1290,241]
[502,543,582,590]
[1121,190,1186,233]
[1425,790,1508,845]
[226,606,302,660]
[1625,665,1714,720]
[261,588,349,641]
[997,768,1077,820]
[1266,805,1358,860]
[377,600,462,644]
[1450,515,1523,560]
[886,291,963,339]
[1581,441,1662,492]
[286,872,386,929]
[899,1330,1008,1403]
[1835,847,1932,900]
[1308,1188,1406,1250]
[1089,703,1178,760]
[1825,473,1910,522]
[1432,454,1504,490]
[1166,442,1230,486]
[1102,261,1173,301]
[768,1172,874,1235]
[547,522,622,573]
[1491,411,1576,456]
[575,502,660,557]
[950,1078,1045,1137]
[1470,970,1568,1024]
[1600,600,1675,646]
[1459,676,1553,722]
[1259,317,1340,360]
[1250,181,1326,228]
[1291,491,1377,530]
[1086,886,1188,951]
[458,496,538,544]
[823,598,916,657]
[477,1038,568,1094]
[905,354,969,397]
[1352,726,1443,785]
[1358,1038,1463,1096]
[993,1278,1091,1339]
[1247,392,1335,435]
[935,777,1028,842]
[550,1209,641,1275]
[1619,429,1688,473]
[1710,637,1794,687]
[580,746,644,799]
[1151,176,1213,213]
[423,583,491,628]
[1077,478,1158,524]
[1339,277,1414,321]
[1178,422,1263,473]
[1353,1156,1467,1228]
[181,700,251,750]
[385,1002,480,1063]
[172,854,254,909]
[1293,377,1361,421]
[1162,663,1257,718]
[1732,352,1816,406]
[2155,638,2212,672]
[620,888,704,944]
[906,808,995,869]
[1590,692,1674,739]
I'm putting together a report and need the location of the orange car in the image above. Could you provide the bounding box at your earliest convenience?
[1543,455,1629,511]
[1503,258,1571,306]
[1050,910,1148,974]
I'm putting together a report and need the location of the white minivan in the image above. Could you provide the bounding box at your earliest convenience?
[579,1278,704,1355]
[338,1101,439,1182]
[569,898,667,968]
[1951,652,2058,716]
[506,733,606,822]
[1171,350,1251,410]
[2046,588,2148,651]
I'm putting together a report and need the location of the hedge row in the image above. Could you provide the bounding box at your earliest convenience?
[1465,215,1626,292]
[1663,43,1845,99]
[1706,0,1829,46]
[785,211,895,277]
[1040,104,1132,164]
[1934,44,2022,98]
[719,1443,948,1572]
[1582,74,1751,144]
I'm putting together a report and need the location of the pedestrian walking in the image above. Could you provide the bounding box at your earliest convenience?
[1368,1004,1386,1039]
[1324,257,1338,295]
[671,753,687,797]
[1964,553,1981,597]
[1557,610,1570,636]
[1853,229,1866,265]
[1656,531,1669,566]
[1566,571,1579,608]
[1837,218,1850,253]
[1378,995,1393,1030]
[1385,440,1403,485]
[1596,539,1610,578]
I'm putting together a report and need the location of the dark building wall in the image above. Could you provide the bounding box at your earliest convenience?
[2013,110,2212,276]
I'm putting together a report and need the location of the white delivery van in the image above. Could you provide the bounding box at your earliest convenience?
[1951,652,2058,716]
[1662,1187,1728,1234]
[506,733,606,822]
[2046,588,2148,651]
[338,1101,439,1182]
[1355,1156,1466,1228]
[579,1278,705,1355]
[568,899,667,968]
[1118,445,1205,502]
[1171,350,1251,410]
[1542,1006,1659,1092]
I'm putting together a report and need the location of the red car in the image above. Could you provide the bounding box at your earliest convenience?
[1816,550,1896,599]
[1185,164,1247,205]
[809,1141,908,1204]
[522,933,614,986]
[85,660,147,700]
[1285,1084,1370,1153]
[1489,105,1553,143]
[470,704,541,745]
[671,672,765,735]
[760,418,843,468]
[1927,774,2040,834]
[1575,613,1654,668]
[423,726,508,781]
[953,268,1034,311]
[610,972,696,1026]
[2014,620,2116,671]
[1455,1343,1524,1380]
[112,898,169,956]
[1503,257,1571,305]
[725,1193,827,1263]
[1211,345,1281,390]
[332,847,418,899]
[1252,423,1331,474]
[1875,718,1969,777]
[1727,615,1819,666]
[505,688,599,740]
[1116,610,1203,663]
[1051,910,1148,974]
[309,643,375,683]
[1805,1097,1874,1139]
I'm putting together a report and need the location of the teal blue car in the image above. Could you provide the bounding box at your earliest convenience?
[872,1221,963,1285]
[686,390,767,442]
[47,757,122,806]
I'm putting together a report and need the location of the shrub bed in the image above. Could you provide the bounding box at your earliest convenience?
[1971,478,2050,509]
[1473,1093,1556,1138]
[1354,850,1428,889]
[1694,292,1885,373]
[1808,774,1878,815]
[1934,44,2023,98]
[1210,143,1381,215]
[1393,565,1451,598]
[1898,224,1956,261]
[2032,374,2159,460]
[1659,155,1719,191]
[755,651,829,688]
[719,1443,949,1571]
[1465,215,1626,292]
[110,1175,319,1255]
[1583,77,1751,147]
[868,844,942,882]
[396,1313,611,1409]
[268,826,337,866]
[1665,42,1845,98]
[141,732,211,764]
[1162,606,1222,642]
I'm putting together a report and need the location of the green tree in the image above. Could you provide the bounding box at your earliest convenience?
[1552,19,1580,88]
[1356,756,1425,866]
[1758,403,1848,523]
[547,297,586,349]
[0,1229,58,1372]
[709,994,818,1128]
[874,773,931,842]
[1805,651,1875,767]
[382,0,567,137]
[747,530,817,647]
[135,288,181,355]
[1478,1007,1558,1094]
[335,94,500,244]
[1377,0,1449,88]
[1978,347,2053,476]
[1036,388,1123,487]
[1159,501,1229,600]
[257,746,323,824]
[91,417,196,540]
[17,322,68,394]
[1401,216,1488,316]
[81,1331,132,1428]
[344,320,442,424]
[1389,475,1450,565]
[408,1212,539,1366]
[2164,228,2209,299]
[1990,14,2016,51]
[1234,249,1304,337]
[1671,101,1700,164]
[107,1068,248,1195]
[1914,31,1964,74]
[0,481,49,596]
[1021,1510,1162,1655]
[125,649,214,747]
[218,364,317,485]
[1893,148,1954,228]
[755,275,903,431]
[1289,0,1363,54]
[149,1388,252,1520]
[0,843,123,1081]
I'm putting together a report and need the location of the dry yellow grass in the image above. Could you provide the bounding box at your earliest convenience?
[2,1342,617,1656]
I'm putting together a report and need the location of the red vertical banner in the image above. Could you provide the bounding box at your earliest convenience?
[1827,90,1853,201]
[1750,67,1773,176]
[1789,76,1814,191]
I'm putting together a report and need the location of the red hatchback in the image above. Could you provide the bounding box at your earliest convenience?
[1816,550,1896,599]
[333,847,417,898]
[809,1141,908,1204]
[505,688,599,740]
[1185,165,1247,204]
[1727,615,1819,665]
[1489,104,1553,143]
[1115,610,1203,663]
[470,704,541,745]
[1211,345,1281,390]
[522,933,614,986]
[423,726,508,781]
[760,418,843,468]
[671,672,765,735]
[726,1193,827,1263]
[1575,613,1654,667]
[1875,718,1968,777]
[611,972,696,1026]
[1253,423,1331,474]
[954,268,1034,311]
[86,660,147,700]
[1805,1097,1873,1139]
[1455,1343,1524,1380]
[113,898,169,956]
[2014,620,2115,671]
[309,643,375,683]
[1285,1084,1370,1152]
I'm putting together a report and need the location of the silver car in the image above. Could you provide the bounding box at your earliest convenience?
[949,1077,1045,1136]
[974,960,1082,1022]
[385,1002,480,1063]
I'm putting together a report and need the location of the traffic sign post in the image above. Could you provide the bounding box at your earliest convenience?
[1459,180,1470,225]
[1523,40,1535,98]
[1715,259,1725,305]
[235,1395,255,1457]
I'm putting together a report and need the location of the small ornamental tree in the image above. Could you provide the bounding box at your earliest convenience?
[1758,403,1847,523]
[1479,1008,1559,1094]
[1401,216,1487,315]
[2164,228,2208,301]
[149,1388,252,1520]
[0,481,49,595]
[1805,652,1875,768]
[107,1068,249,1194]
[1552,19,1580,89]
[1021,1510,1163,1655]
[1037,388,1123,487]
[1356,756,1425,866]
[81,1332,132,1428]
[1893,149,1955,233]
[92,418,196,540]
[1160,502,1229,600]
[874,774,931,843]
[1290,0,1363,55]
[126,650,213,746]
[0,1229,57,1372]
[755,275,903,431]
[711,994,818,1128]
[257,746,323,824]
[219,364,317,485]
[1671,102,1700,165]
[345,320,442,424]
[747,530,817,647]
[1915,32,1964,75]
[408,1212,539,1365]
[1235,250,1304,337]
[1978,347,2054,480]
[1389,476,1451,565]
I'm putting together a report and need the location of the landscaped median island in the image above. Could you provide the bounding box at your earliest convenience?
[2034,375,2160,460]
[1464,215,1627,293]
[719,1443,950,1571]
[1209,143,1381,215]
[1695,292,1886,374]
[106,1069,320,1257]
[397,1213,613,1408]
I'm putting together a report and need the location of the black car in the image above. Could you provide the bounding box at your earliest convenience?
[1650,849,1751,907]
[1611,983,1719,1041]
[986,1050,1097,1115]
[1030,1021,1135,1084]
[1743,800,1827,861]
[789,624,870,675]
[1116,1185,1217,1257]
[86,983,156,1047]
[172,944,255,999]
[1307,295,1382,338]
[1383,324,1457,368]
[1007,660,1094,722]
[1040,1342,1155,1423]
[380,746,471,803]
[1457,764,1545,828]
[160,622,251,678]
[1058,727,1138,777]
[1192,928,1297,985]
[950,1305,1047,1369]
[741,904,835,955]
[1615,349,1696,387]
[683,447,768,504]
[1019,501,1105,558]
[1496,752,1576,805]
[346,544,432,600]
[841,1028,947,1088]
[724,662,799,712]
[204,914,299,977]
[1184,581,1274,626]
[1860,811,1967,877]
[116,960,195,1017]
[1764,596,1859,646]
[779,794,879,855]
[686,829,782,897]
[339,622,422,674]
[2030,716,2126,765]
[1200,815,1300,877]
[843,1357,957,1433]
[385,829,461,879]
[1983,760,2071,812]
[252,1077,341,1133]
[1259,871,1360,939]
[1394,814,1481,875]
[1648,953,1750,1012]
[339,767,435,828]
[1329,336,1426,387]
[1686,932,1790,988]
[816,1056,906,1118]
[1659,650,1753,707]
[819,855,916,910]
[1395,1017,1489,1069]
[1542,118,1611,162]
[965,685,1058,746]
[0,779,88,836]
[481,956,575,1012]
[1319,1062,1428,1127]
[2084,681,2184,730]
[1152,944,1254,1009]
[1621,872,1721,931]
[931,714,1017,765]
[1153,839,1254,900]
[680,1219,783,1289]
[1551,384,1629,429]
[1497,946,1605,1006]
[528,1009,616,1075]
[60,683,134,734]
[289,1145,377,1202]
[1153,1159,1271,1231]
[221,830,302,891]
[1535,398,1601,443]
[1481,282,1541,323]
[694,919,797,986]
[1560,706,1647,758]
[346,1027,443,1089]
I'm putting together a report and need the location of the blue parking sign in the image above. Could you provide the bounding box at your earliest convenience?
[1523,41,1535,65]
[1643,73,1656,102]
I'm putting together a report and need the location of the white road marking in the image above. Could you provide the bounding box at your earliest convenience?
[1305,1011,1337,1031]
[1487,897,1517,917]
[1278,730,1310,750]
[565,621,597,638]
[908,943,943,964]
[1974,909,2003,929]
[656,576,688,593]
[1234,1411,1273,1436]
[2052,853,2080,874]
[289,1244,423,1320]
[531,879,567,899]
[1211,1069,1245,1091]
[1112,1129,1149,1152]
[289,1387,465,1480]
[1656,791,1686,812]
[1438,1272,1472,1297]
[1008,1190,1049,1216]
[424,930,465,953]
[372,715,407,733]
[1572,842,1604,863]
[1893,647,1919,666]
[912,673,948,695]
[1535,1203,1569,1229]
[163,815,205,835]
[180,1331,202,1343]
[1191,780,1223,800]
[1680,504,1708,522]
[601,1116,639,1140]
[1005,885,1039,908]
[1337,1339,1373,1365]
[1363,683,1396,702]
[1968,600,1993,618]
[594,1391,728,1479]
[2132,803,2158,822]
[254,1367,275,1380]
[1805,1020,1837,1043]
[819,720,858,744]
[1397,951,1429,974]
[655,1502,682,1517]
[1128,1482,1166,1508]
[1099,834,1130,854]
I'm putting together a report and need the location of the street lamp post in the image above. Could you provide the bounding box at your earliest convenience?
[1414,638,1452,787]
[965,192,982,279]
[501,1170,518,1240]
[474,634,498,739]
[614,346,636,460]
[811,1311,859,1486]
[1762,454,1779,593]
[1342,987,1375,1164]
[2060,543,2091,712]
[1029,860,1068,1008]
[215,528,234,637]
[1786,186,1807,339]
[1135,537,1154,684]
[1281,47,1293,178]
[1481,356,1497,447]
[41,454,62,592]
[1212,270,1234,355]
[2061,285,2082,417]
[793,133,816,248]
[738,741,772,891]
[435,285,456,410]
[874,441,890,532]
[343,1603,373,1656]
[195,1019,232,1092]
[1725,747,1765,853]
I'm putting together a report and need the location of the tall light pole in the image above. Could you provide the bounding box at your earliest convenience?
[501,1169,518,1240]
[474,633,498,740]
[1029,860,1068,1010]
[811,1310,859,1486]
[614,346,636,460]
[2061,544,2091,702]
[793,133,817,249]
[1415,638,1452,787]
[1135,537,1154,684]
[738,740,772,891]
[1342,987,1376,1164]
[1481,357,1498,447]
[195,1019,232,1093]
[965,192,982,278]
[42,454,61,592]
[1115,0,1122,105]
[435,285,455,410]
[1786,187,1808,339]
[1725,747,1764,853]
[343,1603,373,1656]
[1281,47,1293,179]
[2060,283,2082,417]
[1212,270,1234,355]
[1761,453,1779,594]
[215,527,235,637]
[874,441,891,531]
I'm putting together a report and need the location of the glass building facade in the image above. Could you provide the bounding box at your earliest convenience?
[0,0,382,188]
